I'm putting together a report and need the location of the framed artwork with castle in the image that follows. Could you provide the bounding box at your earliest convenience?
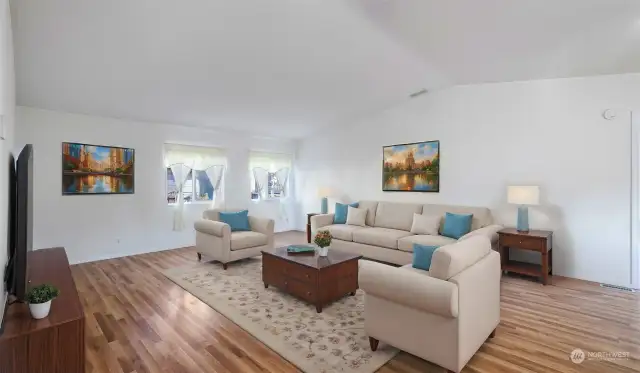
[382,140,439,192]
[62,142,135,195]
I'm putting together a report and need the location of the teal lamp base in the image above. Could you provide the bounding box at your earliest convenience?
[320,197,328,214]
[516,206,529,232]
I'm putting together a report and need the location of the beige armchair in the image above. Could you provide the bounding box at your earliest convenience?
[359,236,500,373]
[194,209,274,269]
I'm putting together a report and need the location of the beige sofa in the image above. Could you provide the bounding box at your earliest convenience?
[310,200,502,265]
[359,235,501,373]
[194,209,274,269]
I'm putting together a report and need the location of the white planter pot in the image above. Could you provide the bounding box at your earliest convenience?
[318,246,329,257]
[29,300,52,319]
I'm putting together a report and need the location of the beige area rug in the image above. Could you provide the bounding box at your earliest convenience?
[162,258,399,373]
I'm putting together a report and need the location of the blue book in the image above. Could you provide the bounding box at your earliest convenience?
[287,245,315,253]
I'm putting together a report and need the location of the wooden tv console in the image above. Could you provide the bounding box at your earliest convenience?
[0,247,85,373]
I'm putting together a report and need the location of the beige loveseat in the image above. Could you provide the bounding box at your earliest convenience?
[310,201,502,265]
[359,235,501,373]
[194,209,274,269]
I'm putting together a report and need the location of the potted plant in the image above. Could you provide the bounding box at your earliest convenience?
[26,284,60,319]
[314,230,332,257]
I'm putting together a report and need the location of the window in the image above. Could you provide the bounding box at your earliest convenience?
[164,144,226,204]
[249,151,292,201]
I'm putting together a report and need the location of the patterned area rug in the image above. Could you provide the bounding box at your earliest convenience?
[162,258,399,373]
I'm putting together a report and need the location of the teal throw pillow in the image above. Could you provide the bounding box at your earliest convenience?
[441,212,473,239]
[334,202,359,224]
[219,210,251,232]
[412,244,439,271]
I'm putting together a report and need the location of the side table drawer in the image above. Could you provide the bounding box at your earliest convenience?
[500,234,545,251]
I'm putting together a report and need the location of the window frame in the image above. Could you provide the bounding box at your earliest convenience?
[164,144,226,206]
[248,151,292,202]
[166,167,213,205]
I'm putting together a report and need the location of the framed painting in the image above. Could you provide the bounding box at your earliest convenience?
[382,140,439,192]
[62,142,135,195]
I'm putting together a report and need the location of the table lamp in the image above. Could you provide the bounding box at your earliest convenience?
[317,187,333,214]
[507,186,539,232]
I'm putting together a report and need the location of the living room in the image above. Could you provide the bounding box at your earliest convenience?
[1,1,639,373]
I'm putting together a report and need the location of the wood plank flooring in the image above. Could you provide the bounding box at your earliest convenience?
[71,231,640,373]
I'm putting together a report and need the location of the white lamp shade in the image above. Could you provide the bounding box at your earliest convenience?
[317,187,335,198]
[508,186,540,205]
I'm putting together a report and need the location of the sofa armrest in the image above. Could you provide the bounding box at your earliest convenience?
[359,261,458,318]
[249,216,275,236]
[311,214,335,233]
[459,224,503,244]
[194,219,230,237]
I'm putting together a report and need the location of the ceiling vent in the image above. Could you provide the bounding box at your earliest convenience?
[409,89,428,98]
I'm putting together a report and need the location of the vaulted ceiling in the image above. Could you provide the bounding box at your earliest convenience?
[11,0,640,138]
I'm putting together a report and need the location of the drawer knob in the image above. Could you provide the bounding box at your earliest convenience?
[307,292,312,296]
[284,281,288,286]
[306,274,310,278]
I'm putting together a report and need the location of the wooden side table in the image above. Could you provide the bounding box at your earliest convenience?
[498,228,553,285]
[306,213,318,243]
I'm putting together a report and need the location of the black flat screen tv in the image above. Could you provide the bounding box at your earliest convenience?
[4,144,33,303]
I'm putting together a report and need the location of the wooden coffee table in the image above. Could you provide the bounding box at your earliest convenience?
[261,247,362,313]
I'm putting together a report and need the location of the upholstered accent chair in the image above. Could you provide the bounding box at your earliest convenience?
[194,209,274,269]
[359,236,501,373]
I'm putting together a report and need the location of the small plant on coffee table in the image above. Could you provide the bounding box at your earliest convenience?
[314,230,332,248]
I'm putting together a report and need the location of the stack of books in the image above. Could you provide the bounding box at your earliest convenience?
[286,245,316,254]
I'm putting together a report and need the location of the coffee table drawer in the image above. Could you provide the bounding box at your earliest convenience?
[282,260,317,283]
[283,277,316,303]
[500,234,545,251]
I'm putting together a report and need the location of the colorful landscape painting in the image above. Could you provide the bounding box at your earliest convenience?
[383,140,439,192]
[62,142,135,195]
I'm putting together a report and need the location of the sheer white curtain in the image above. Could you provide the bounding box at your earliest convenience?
[252,167,269,200]
[274,167,291,224]
[249,151,293,227]
[249,151,292,199]
[165,144,226,231]
[169,163,192,231]
[204,165,225,209]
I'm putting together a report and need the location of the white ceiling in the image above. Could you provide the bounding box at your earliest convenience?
[11,0,640,138]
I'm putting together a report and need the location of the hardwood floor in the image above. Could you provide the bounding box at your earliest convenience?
[72,231,640,373]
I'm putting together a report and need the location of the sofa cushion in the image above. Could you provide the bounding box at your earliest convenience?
[346,206,367,227]
[374,202,423,231]
[230,231,268,251]
[357,200,379,226]
[334,202,359,224]
[412,244,439,271]
[352,227,414,249]
[397,235,456,252]
[430,236,491,280]
[321,224,365,242]
[410,213,441,235]
[441,212,473,239]
[422,204,492,231]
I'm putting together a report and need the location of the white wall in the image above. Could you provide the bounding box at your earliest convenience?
[296,73,640,287]
[15,107,296,264]
[0,0,15,318]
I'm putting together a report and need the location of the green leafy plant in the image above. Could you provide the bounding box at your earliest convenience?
[314,230,332,248]
[26,284,60,304]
